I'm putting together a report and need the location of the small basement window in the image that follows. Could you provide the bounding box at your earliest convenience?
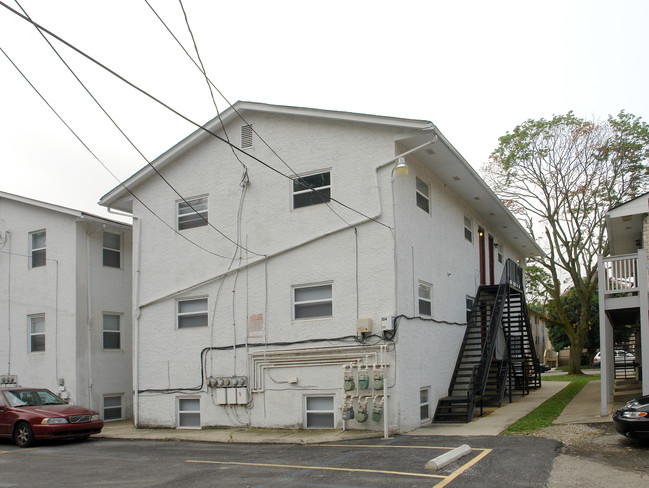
[305,396,334,428]
[103,395,123,421]
[178,398,201,428]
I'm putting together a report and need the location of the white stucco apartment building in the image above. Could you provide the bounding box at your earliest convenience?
[99,102,542,434]
[0,192,133,421]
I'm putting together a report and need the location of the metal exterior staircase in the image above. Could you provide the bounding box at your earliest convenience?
[434,260,541,423]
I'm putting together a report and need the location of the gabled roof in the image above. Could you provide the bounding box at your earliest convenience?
[0,190,131,231]
[98,101,542,257]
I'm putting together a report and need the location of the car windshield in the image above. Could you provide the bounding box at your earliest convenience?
[3,389,66,407]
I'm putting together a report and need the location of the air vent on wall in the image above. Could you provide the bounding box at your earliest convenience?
[241,124,253,148]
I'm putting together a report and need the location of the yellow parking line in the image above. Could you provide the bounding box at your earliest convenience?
[185,459,446,479]
[433,448,492,488]
[313,444,459,450]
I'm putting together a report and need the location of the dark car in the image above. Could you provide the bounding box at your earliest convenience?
[613,395,649,438]
[0,387,103,447]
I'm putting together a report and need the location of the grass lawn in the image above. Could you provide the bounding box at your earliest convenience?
[502,373,600,435]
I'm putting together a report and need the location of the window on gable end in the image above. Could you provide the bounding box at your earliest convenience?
[292,171,331,209]
[293,284,333,319]
[416,177,430,213]
[178,196,208,230]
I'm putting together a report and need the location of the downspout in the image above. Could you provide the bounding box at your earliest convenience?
[133,217,141,427]
[86,230,98,409]
[6,230,11,375]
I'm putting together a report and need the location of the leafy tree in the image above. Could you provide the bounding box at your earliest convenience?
[484,111,649,374]
[545,288,599,361]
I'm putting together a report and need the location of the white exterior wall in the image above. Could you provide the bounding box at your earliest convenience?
[0,196,132,420]
[391,154,527,432]
[121,107,533,433]
[133,113,403,430]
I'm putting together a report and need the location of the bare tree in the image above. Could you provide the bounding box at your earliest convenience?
[483,111,649,374]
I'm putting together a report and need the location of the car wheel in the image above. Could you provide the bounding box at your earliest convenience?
[13,422,35,448]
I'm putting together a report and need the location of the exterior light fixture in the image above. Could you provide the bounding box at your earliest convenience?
[394,157,408,178]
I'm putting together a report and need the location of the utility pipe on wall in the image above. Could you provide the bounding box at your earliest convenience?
[133,217,141,427]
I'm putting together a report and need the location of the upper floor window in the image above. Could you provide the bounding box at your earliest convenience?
[293,284,333,320]
[30,230,46,268]
[416,177,430,213]
[29,315,45,352]
[178,197,208,230]
[241,124,253,149]
[464,216,473,242]
[418,282,432,316]
[177,298,208,328]
[103,232,121,268]
[292,171,331,209]
[103,313,121,349]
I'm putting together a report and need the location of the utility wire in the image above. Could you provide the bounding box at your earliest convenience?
[146,0,353,226]
[177,0,247,172]
[0,43,230,259]
[0,1,390,230]
[10,0,263,256]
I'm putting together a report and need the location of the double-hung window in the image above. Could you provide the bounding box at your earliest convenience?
[177,298,208,328]
[292,171,331,209]
[293,284,333,320]
[420,388,430,421]
[418,282,432,316]
[103,232,121,268]
[103,314,121,349]
[178,196,208,230]
[29,315,45,352]
[466,296,474,324]
[464,216,473,242]
[416,177,430,213]
[30,230,46,268]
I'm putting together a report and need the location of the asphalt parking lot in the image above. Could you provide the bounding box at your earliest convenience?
[0,435,561,488]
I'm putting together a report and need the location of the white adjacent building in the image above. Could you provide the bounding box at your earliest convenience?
[99,102,541,434]
[0,191,133,421]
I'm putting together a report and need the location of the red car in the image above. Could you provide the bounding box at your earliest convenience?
[0,387,103,447]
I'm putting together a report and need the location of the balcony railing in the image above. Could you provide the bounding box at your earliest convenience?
[603,254,639,295]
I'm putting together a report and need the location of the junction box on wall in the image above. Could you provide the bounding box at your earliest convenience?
[207,376,249,405]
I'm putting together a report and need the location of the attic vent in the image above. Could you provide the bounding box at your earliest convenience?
[241,124,253,148]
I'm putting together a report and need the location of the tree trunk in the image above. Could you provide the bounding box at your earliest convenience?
[568,338,587,375]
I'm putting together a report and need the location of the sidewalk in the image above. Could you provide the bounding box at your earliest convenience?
[99,376,613,443]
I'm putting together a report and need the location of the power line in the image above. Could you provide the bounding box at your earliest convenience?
[10,0,263,257]
[0,43,230,260]
[0,0,391,230]
[145,0,353,227]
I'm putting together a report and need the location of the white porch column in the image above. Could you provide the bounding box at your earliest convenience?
[638,250,649,395]
[598,255,613,416]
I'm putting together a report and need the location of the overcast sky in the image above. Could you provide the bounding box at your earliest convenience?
[1,0,648,221]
